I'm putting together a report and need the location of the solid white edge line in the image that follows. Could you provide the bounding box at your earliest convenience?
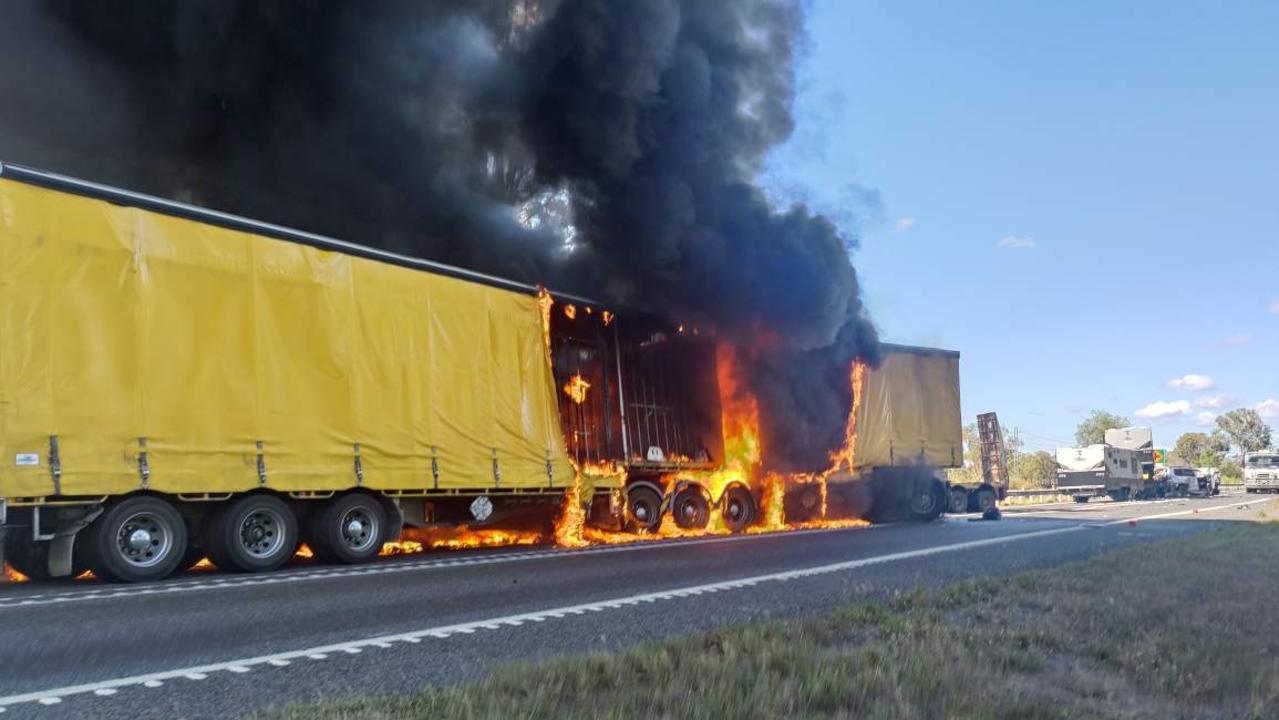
[1093,496,1275,525]
[0,523,1089,709]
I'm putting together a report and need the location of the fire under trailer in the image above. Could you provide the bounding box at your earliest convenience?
[1,161,962,583]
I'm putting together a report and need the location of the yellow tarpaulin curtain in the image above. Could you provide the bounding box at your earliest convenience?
[0,177,573,498]
[854,349,963,469]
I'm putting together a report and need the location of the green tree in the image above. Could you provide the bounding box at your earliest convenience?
[1173,432,1211,466]
[1010,450,1057,490]
[1074,410,1131,446]
[1214,409,1273,454]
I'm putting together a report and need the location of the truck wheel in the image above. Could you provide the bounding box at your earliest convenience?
[626,486,663,533]
[907,480,945,521]
[672,486,710,530]
[974,486,998,514]
[721,486,756,533]
[81,496,188,583]
[205,495,299,573]
[1073,495,1090,504]
[948,487,969,514]
[305,494,387,564]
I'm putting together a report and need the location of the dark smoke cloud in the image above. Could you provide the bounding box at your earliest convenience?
[0,0,878,472]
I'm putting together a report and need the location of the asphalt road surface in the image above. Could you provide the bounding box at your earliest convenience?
[0,492,1273,719]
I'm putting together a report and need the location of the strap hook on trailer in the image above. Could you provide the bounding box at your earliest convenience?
[256,441,267,486]
[430,446,440,490]
[49,435,62,495]
[138,437,150,489]
[354,443,364,486]
[491,448,501,488]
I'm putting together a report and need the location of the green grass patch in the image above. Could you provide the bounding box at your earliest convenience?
[264,523,1279,720]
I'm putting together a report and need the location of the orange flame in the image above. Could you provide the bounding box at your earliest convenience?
[828,359,869,474]
[601,310,614,326]
[562,373,591,404]
[563,303,577,320]
[4,565,28,583]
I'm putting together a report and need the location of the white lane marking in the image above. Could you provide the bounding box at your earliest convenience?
[1093,496,1274,525]
[0,525,885,609]
[0,523,1091,710]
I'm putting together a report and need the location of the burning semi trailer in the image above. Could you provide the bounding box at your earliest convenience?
[0,164,963,583]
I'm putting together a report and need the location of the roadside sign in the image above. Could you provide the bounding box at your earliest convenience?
[1153,448,1167,465]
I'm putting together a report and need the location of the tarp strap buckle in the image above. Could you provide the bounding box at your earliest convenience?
[430,446,440,490]
[256,441,267,486]
[492,449,501,487]
[138,437,150,489]
[546,450,554,488]
[354,443,364,486]
[49,435,62,495]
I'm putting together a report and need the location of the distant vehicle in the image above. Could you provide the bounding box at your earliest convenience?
[1103,426,1169,498]
[1055,444,1142,502]
[1244,451,1279,493]
[1195,467,1222,496]
[1167,466,1217,497]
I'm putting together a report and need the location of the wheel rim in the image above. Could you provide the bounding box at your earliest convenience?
[628,492,660,529]
[239,507,287,558]
[674,492,708,528]
[723,489,753,528]
[339,507,379,553]
[114,511,175,568]
[910,490,937,516]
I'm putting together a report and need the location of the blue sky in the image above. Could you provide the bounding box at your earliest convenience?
[766,0,1279,451]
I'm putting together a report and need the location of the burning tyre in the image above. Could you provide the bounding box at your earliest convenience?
[720,485,756,533]
[625,485,663,533]
[671,485,711,530]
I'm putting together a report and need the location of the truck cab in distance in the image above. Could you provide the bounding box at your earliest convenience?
[1244,452,1279,493]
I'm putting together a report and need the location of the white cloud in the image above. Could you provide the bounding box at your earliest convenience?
[996,235,1036,250]
[1135,400,1192,419]
[895,216,916,232]
[1269,301,1279,315]
[1196,411,1219,426]
[1223,334,1252,346]
[1256,399,1279,419]
[1167,374,1215,391]
[1196,394,1229,409]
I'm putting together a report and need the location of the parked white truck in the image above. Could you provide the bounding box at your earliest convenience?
[1244,451,1279,493]
[1055,444,1142,503]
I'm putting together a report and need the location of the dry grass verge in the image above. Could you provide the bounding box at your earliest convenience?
[264,522,1279,720]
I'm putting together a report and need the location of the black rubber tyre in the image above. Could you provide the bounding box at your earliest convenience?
[974,486,998,514]
[721,486,756,533]
[205,494,299,573]
[81,496,188,583]
[948,487,969,514]
[625,486,663,533]
[671,486,711,530]
[305,493,388,564]
[907,480,946,521]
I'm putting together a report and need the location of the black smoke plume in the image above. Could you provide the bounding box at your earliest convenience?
[0,0,879,472]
